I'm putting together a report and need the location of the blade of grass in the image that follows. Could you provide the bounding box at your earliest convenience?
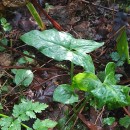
[32,0,64,31]
[116,27,130,64]
[26,2,46,30]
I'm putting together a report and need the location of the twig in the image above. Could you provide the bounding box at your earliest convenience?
[71,105,85,130]
[0,65,67,71]
[2,59,54,100]
[95,106,105,125]
[81,0,130,16]
[62,98,87,129]
[78,113,101,130]
[34,74,69,87]
[123,107,130,117]
[81,0,118,12]
[0,42,37,61]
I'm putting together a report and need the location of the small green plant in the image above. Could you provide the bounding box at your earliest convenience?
[103,117,115,126]
[0,17,12,32]
[71,62,130,109]
[11,51,35,88]
[119,115,130,128]
[0,99,57,130]
[45,3,54,13]
[0,36,8,52]
[110,51,126,66]
[53,62,130,128]
[0,18,9,52]
[20,29,104,104]
[20,29,130,129]
[12,69,34,87]
[18,51,35,65]
[11,69,34,89]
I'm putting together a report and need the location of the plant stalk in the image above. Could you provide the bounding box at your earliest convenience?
[0,113,8,118]
[70,62,74,83]
[62,98,88,129]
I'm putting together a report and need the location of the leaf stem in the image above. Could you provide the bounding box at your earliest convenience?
[70,62,74,84]
[21,123,31,129]
[0,113,8,118]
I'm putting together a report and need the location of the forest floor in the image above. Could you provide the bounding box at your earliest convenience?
[0,0,130,130]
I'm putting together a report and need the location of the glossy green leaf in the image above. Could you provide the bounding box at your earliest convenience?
[103,117,115,125]
[104,72,116,85]
[116,28,130,64]
[72,72,102,91]
[20,29,104,73]
[104,62,116,85]
[105,62,115,76]
[119,116,130,128]
[0,17,12,32]
[14,69,34,87]
[97,71,105,82]
[53,84,78,104]
[91,84,130,109]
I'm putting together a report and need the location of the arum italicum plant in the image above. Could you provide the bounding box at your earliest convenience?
[21,29,130,128]
[71,62,130,109]
[21,29,103,75]
[20,29,104,104]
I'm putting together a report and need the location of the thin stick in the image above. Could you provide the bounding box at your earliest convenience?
[94,106,105,125]
[0,42,36,61]
[123,107,130,117]
[0,65,67,71]
[71,105,85,130]
[81,0,118,12]
[70,62,74,83]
